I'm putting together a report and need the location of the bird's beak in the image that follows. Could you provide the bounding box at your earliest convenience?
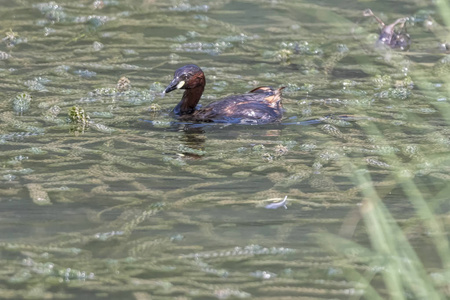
[164,78,185,94]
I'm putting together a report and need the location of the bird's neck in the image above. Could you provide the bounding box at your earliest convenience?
[174,86,205,115]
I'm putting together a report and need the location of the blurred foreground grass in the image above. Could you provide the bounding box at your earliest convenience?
[320,2,450,298]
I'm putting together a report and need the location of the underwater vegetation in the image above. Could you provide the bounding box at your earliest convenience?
[0,0,448,299]
[12,93,32,114]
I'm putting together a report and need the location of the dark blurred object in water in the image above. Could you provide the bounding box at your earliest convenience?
[363,9,411,51]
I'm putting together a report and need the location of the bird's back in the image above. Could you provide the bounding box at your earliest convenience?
[190,86,284,124]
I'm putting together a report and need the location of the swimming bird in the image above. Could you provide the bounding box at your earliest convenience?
[163,64,284,124]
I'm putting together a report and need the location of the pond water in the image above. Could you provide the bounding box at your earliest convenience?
[0,0,449,299]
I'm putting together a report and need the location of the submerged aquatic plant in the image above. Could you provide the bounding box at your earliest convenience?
[68,106,90,134]
[0,51,9,60]
[26,183,51,206]
[2,28,26,47]
[33,2,66,22]
[24,77,50,91]
[68,106,90,125]
[168,3,209,12]
[116,76,131,92]
[12,93,32,114]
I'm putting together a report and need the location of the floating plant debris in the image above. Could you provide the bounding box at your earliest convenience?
[12,93,32,114]
[182,245,295,259]
[116,76,131,92]
[0,51,9,60]
[74,69,97,78]
[27,183,51,205]
[168,3,209,12]
[68,106,90,133]
[24,77,50,91]
[2,28,26,47]
[171,41,233,55]
[33,2,66,22]
[250,270,277,279]
[92,41,104,51]
[177,144,206,156]
[265,196,288,209]
[214,288,251,299]
[94,231,124,241]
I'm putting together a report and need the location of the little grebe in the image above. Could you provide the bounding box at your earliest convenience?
[163,64,284,124]
[364,9,411,51]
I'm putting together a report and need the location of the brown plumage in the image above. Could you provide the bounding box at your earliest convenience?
[163,64,284,124]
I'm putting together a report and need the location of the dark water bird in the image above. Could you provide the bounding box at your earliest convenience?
[364,9,411,50]
[163,64,284,124]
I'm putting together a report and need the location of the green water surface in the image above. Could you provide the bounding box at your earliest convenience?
[0,0,449,299]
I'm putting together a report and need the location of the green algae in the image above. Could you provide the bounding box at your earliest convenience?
[68,106,90,124]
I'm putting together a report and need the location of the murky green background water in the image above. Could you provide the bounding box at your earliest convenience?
[0,0,449,299]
